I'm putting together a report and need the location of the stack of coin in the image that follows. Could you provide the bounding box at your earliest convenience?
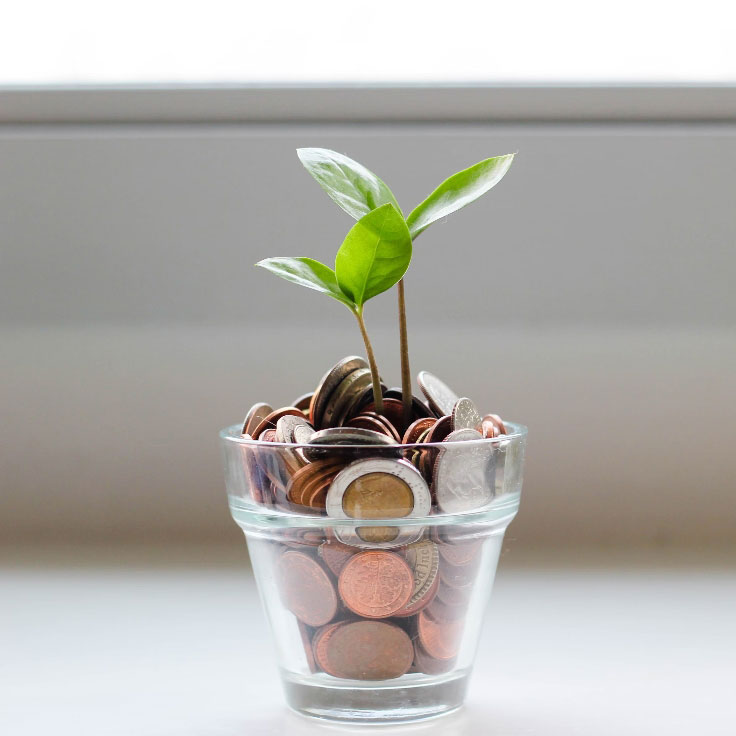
[239,357,511,680]
[240,357,510,516]
[269,529,485,679]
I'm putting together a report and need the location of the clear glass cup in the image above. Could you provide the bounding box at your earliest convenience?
[220,423,527,724]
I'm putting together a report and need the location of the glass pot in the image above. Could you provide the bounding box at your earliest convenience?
[220,423,527,723]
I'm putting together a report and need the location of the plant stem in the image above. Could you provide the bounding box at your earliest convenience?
[397,278,412,427]
[355,308,384,415]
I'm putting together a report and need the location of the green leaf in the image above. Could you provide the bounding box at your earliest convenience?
[297,147,401,221]
[335,204,412,309]
[255,257,355,310]
[406,153,515,239]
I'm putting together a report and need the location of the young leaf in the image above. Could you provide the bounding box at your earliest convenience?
[406,153,515,239]
[297,148,401,221]
[335,204,412,309]
[256,257,355,310]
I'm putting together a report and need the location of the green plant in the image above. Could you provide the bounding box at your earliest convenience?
[296,148,515,423]
[257,203,412,414]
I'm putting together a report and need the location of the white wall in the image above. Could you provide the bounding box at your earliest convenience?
[2,88,735,546]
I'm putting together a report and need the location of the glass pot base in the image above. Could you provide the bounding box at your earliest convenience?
[282,669,469,724]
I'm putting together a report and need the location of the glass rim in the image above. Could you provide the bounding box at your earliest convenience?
[228,491,522,529]
[219,420,528,451]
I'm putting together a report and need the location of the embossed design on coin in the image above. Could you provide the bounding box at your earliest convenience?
[338,550,413,618]
[434,428,494,513]
[394,540,439,617]
[326,457,431,520]
[276,550,337,627]
[451,397,482,432]
[417,371,460,417]
[342,472,414,519]
[321,620,414,680]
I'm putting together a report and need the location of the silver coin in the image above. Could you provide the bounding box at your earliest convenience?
[433,428,494,513]
[417,371,460,417]
[452,397,482,432]
[312,356,368,428]
[275,415,314,471]
[321,367,372,427]
[292,422,315,445]
[242,402,273,435]
[275,414,314,444]
[303,426,396,462]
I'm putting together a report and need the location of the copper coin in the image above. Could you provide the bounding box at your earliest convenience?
[383,389,433,421]
[321,620,413,680]
[312,621,346,672]
[251,407,305,440]
[417,609,463,660]
[242,402,273,436]
[259,428,277,441]
[347,414,394,438]
[481,418,497,439]
[425,415,454,444]
[425,595,466,622]
[276,550,338,626]
[286,459,344,506]
[361,398,406,433]
[311,356,369,428]
[298,621,318,673]
[318,539,358,576]
[292,392,314,412]
[305,467,340,509]
[356,411,402,442]
[402,417,436,444]
[438,539,482,567]
[483,413,508,436]
[394,540,440,617]
[413,639,456,675]
[338,550,414,618]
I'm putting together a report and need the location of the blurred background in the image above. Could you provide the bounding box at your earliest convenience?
[2,3,735,734]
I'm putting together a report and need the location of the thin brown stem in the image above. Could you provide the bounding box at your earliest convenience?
[355,309,384,415]
[397,278,412,427]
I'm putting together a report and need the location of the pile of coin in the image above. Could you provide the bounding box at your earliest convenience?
[240,356,509,516]
[273,533,482,679]
[239,356,512,680]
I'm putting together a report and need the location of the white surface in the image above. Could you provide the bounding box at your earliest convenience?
[2,546,735,735]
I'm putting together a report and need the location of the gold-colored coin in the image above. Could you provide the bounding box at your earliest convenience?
[342,472,414,519]
[356,526,400,543]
